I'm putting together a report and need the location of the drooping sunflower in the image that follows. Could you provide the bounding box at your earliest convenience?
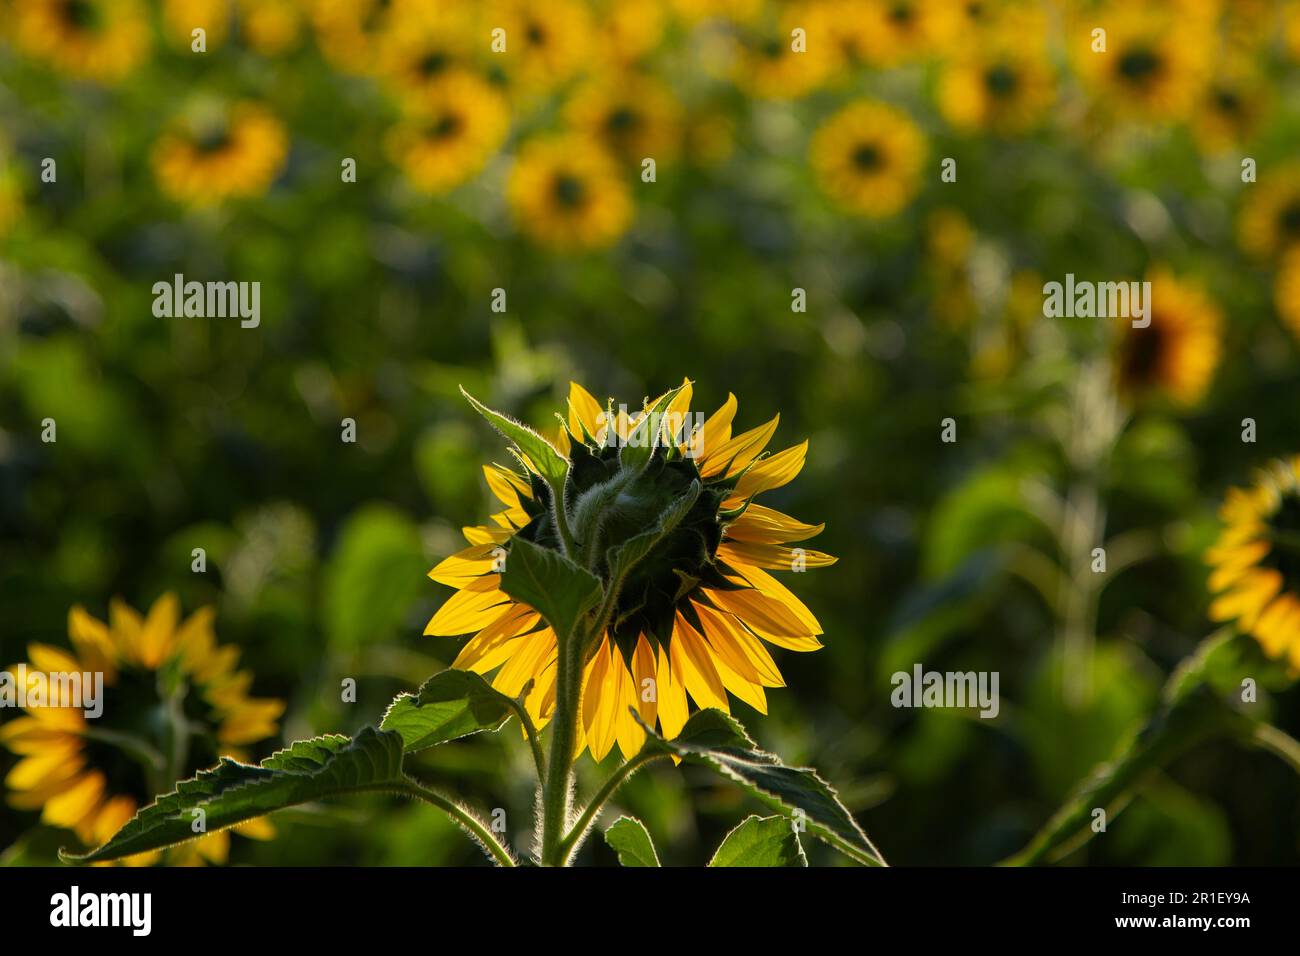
[386,72,510,194]
[1207,458,1300,673]
[937,40,1055,135]
[426,382,834,762]
[0,595,285,864]
[12,0,150,83]
[1111,269,1222,408]
[1238,164,1300,261]
[507,136,633,251]
[564,74,683,164]
[151,102,289,206]
[810,100,926,218]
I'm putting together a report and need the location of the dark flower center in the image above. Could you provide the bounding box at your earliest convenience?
[984,64,1020,98]
[1262,494,1300,584]
[1118,48,1162,83]
[1279,202,1300,237]
[1119,317,1168,388]
[553,173,587,208]
[418,51,449,77]
[61,0,101,31]
[853,143,883,171]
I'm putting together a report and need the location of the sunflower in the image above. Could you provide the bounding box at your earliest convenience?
[507,136,633,251]
[810,100,926,218]
[374,4,478,105]
[489,0,592,93]
[151,102,289,206]
[310,0,397,75]
[427,382,834,762]
[238,0,304,56]
[1207,458,1300,673]
[1073,5,1211,121]
[1111,270,1221,408]
[1274,249,1300,343]
[162,0,231,49]
[591,0,667,66]
[386,72,509,193]
[1191,57,1268,154]
[858,0,950,67]
[12,0,150,83]
[564,74,683,164]
[1238,164,1300,260]
[727,6,832,100]
[0,595,284,864]
[937,40,1055,135]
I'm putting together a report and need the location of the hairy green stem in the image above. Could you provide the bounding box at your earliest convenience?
[559,750,666,863]
[400,777,517,867]
[540,630,583,865]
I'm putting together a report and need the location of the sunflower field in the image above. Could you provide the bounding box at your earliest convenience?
[1,0,1299,872]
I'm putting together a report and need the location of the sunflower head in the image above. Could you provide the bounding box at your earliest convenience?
[1111,270,1222,408]
[1207,458,1300,673]
[0,594,284,864]
[428,381,834,761]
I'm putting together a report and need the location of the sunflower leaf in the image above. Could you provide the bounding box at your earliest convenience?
[620,383,688,473]
[635,708,886,866]
[61,727,405,865]
[381,669,518,752]
[603,815,661,866]
[460,386,570,492]
[709,814,807,867]
[501,536,602,640]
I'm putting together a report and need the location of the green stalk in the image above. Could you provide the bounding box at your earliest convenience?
[559,750,665,864]
[399,778,517,867]
[539,626,583,865]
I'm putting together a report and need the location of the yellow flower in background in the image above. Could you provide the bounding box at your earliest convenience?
[0,595,284,864]
[1192,58,1269,154]
[1274,250,1300,343]
[1207,458,1300,673]
[490,0,592,93]
[938,40,1055,135]
[1112,270,1222,408]
[309,0,398,75]
[386,72,509,194]
[591,0,667,66]
[152,102,289,206]
[427,382,835,762]
[811,100,926,218]
[1073,5,1212,121]
[858,0,950,67]
[671,0,762,23]
[727,5,832,100]
[375,4,479,105]
[162,0,231,49]
[238,0,304,57]
[507,137,633,251]
[804,0,873,72]
[564,74,682,164]
[1238,165,1300,261]
[12,0,150,83]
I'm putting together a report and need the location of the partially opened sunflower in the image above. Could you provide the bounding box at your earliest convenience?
[426,381,834,762]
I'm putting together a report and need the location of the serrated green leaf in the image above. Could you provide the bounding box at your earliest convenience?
[62,728,405,864]
[709,814,807,867]
[619,383,688,472]
[381,669,517,752]
[606,480,701,587]
[603,816,660,866]
[501,536,602,639]
[637,708,885,866]
[1004,630,1257,866]
[460,386,569,491]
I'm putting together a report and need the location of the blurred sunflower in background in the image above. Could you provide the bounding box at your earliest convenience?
[426,382,834,762]
[1274,249,1300,343]
[726,6,831,100]
[1207,459,1300,673]
[811,100,926,218]
[491,0,592,94]
[0,595,284,864]
[1074,4,1212,121]
[1112,270,1222,408]
[237,0,304,57]
[1239,164,1300,260]
[309,0,395,75]
[375,4,478,105]
[859,0,948,67]
[161,0,231,49]
[151,101,289,206]
[564,74,682,165]
[1192,57,1269,154]
[938,40,1056,135]
[12,0,149,83]
[386,73,510,194]
[507,137,633,251]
